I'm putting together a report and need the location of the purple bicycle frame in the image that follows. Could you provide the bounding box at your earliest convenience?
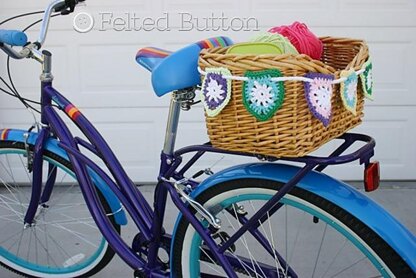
[25,76,376,277]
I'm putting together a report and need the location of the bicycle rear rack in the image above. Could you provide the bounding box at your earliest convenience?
[173,133,376,178]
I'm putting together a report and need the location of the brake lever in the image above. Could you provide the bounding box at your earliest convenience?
[53,2,67,13]
[55,0,81,15]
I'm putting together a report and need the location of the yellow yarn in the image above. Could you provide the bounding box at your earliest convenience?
[250,32,299,55]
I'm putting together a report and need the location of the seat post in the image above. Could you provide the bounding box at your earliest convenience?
[162,95,181,155]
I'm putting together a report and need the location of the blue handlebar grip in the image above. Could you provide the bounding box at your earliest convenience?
[0,30,28,46]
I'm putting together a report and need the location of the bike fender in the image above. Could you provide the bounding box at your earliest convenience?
[177,163,416,272]
[1,129,128,225]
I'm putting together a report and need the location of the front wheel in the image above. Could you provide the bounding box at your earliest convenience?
[171,178,414,277]
[0,140,120,277]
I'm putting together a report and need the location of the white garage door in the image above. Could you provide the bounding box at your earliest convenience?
[1,0,415,182]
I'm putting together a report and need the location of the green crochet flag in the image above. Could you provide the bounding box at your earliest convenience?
[242,69,285,121]
[360,60,373,100]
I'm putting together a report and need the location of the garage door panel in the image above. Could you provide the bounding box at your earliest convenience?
[163,0,238,11]
[339,0,415,10]
[370,39,415,106]
[79,44,146,91]
[324,107,416,180]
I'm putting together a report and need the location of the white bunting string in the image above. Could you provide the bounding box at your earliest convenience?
[198,67,366,85]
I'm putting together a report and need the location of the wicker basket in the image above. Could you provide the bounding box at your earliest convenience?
[199,37,369,157]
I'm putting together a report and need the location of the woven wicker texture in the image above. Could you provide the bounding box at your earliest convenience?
[199,37,369,157]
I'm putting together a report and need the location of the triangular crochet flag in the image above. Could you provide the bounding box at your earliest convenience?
[360,60,373,100]
[201,67,232,117]
[304,73,334,127]
[242,69,285,121]
[340,69,358,115]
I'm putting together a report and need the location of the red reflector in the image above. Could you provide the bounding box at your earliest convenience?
[364,161,380,192]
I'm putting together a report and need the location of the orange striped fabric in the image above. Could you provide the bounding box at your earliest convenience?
[0,129,10,140]
[64,104,81,120]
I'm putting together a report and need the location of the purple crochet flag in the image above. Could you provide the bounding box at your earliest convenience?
[304,72,334,127]
[201,68,232,117]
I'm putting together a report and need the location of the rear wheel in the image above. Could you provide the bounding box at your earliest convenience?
[0,140,120,277]
[172,178,414,277]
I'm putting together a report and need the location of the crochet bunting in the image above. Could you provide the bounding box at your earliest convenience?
[304,73,334,127]
[243,69,285,121]
[340,69,358,115]
[201,67,232,117]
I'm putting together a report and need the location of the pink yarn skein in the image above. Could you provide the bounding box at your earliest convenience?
[269,22,323,60]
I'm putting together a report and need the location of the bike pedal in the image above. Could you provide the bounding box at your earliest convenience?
[133,269,146,278]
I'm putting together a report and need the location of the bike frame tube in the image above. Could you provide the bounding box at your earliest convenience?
[58,142,152,240]
[40,161,58,204]
[43,105,147,269]
[23,128,48,224]
[31,82,154,270]
[44,85,155,226]
[147,152,178,269]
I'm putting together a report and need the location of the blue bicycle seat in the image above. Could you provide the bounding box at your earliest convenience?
[136,36,233,97]
[135,47,172,72]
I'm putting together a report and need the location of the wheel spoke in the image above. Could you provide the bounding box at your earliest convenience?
[320,239,348,278]
[47,175,73,208]
[51,223,98,248]
[312,223,328,278]
[4,154,30,209]
[217,233,256,277]
[199,246,227,276]
[18,154,33,185]
[287,211,305,275]
[16,228,24,259]
[329,257,367,277]
[0,232,22,248]
[0,172,22,204]
[0,192,24,221]
[249,200,283,277]
[231,205,267,277]
[30,226,60,267]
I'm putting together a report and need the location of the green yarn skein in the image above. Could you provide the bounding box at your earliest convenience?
[250,32,299,55]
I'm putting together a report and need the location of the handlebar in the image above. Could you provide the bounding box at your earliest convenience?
[38,0,85,46]
[0,0,84,60]
[0,30,28,46]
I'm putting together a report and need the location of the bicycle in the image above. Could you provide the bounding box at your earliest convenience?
[0,0,415,277]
